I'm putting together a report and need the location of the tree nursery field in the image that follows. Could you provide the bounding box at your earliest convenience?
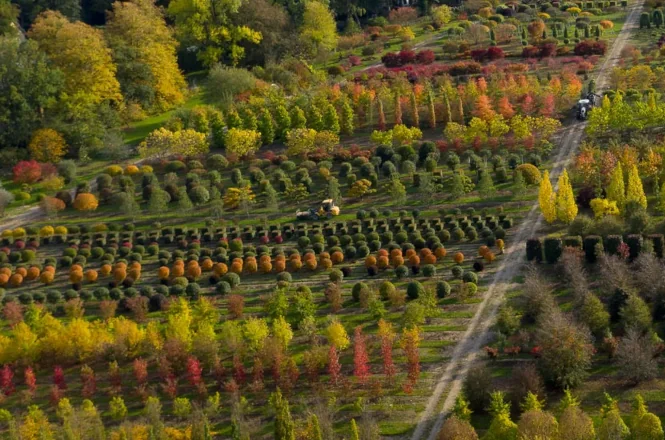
[0,0,663,437]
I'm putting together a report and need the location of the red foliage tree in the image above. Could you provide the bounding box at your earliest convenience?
[353,327,371,386]
[415,49,435,65]
[186,356,202,389]
[162,374,178,398]
[250,356,264,392]
[521,94,536,115]
[539,93,556,117]
[402,329,421,394]
[574,40,606,56]
[233,354,246,385]
[53,366,66,390]
[486,46,505,60]
[24,366,36,395]
[80,365,96,398]
[13,160,42,184]
[3,302,23,328]
[381,334,396,384]
[133,358,148,386]
[328,345,342,387]
[472,95,495,121]
[0,365,14,396]
[49,385,63,405]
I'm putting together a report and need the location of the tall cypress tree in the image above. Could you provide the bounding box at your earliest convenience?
[271,388,295,440]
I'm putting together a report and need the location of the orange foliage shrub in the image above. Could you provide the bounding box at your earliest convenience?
[187,264,202,279]
[377,249,389,258]
[390,249,403,259]
[113,268,127,283]
[26,266,40,280]
[15,267,27,278]
[365,256,377,267]
[408,255,420,266]
[392,255,404,268]
[478,246,490,257]
[245,257,257,274]
[331,251,344,264]
[40,271,55,285]
[85,270,98,283]
[484,252,496,263]
[496,239,505,253]
[128,269,141,281]
[213,263,228,276]
[419,248,432,258]
[424,254,437,265]
[115,262,128,271]
[320,258,333,270]
[171,265,185,277]
[274,260,286,273]
[0,274,8,286]
[43,265,55,273]
[377,256,390,269]
[405,249,417,258]
[130,262,142,271]
[435,247,447,259]
[9,273,23,287]
[73,193,99,212]
[70,271,83,284]
[230,260,243,274]
[158,266,170,279]
[100,264,112,276]
[0,268,10,277]
[260,261,273,274]
[305,259,317,271]
[71,264,83,273]
[289,259,302,271]
[201,259,213,271]
[453,252,464,264]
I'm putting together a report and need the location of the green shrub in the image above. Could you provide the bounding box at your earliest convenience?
[526,238,543,262]
[543,237,563,263]
[406,281,425,299]
[463,271,478,284]
[422,264,436,277]
[436,281,451,298]
[395,265,409,279]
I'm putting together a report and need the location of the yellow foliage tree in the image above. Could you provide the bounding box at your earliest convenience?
[138,127,208,158]
[223,186,255,210]
[348,179,376,200]
[606,162,625,211]
[326,319,350,350]
[626,164,647,210]
[286,128,317,157]
[28,11,122,109]
[105,0,186,113]
[225,128,262,157]
[555,169,577,224]
[538,170,556,223]
[73,193,99,212]
[590,198,620,219]
[28,128,67,163]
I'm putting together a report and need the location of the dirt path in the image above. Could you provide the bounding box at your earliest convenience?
[410,2,644,438]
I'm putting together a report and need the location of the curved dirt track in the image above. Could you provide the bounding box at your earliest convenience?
[410,2,645,438]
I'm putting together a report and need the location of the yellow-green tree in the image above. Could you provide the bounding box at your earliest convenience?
[138,127,208,158]
[484,391,517,440]
[555,169,577,224]
[167,0,261,67]
[105,0,186,113]
[626,164,647,210]
[28,128,67,163]
[348,179,376,200]
[224,128,261,157]
[607,162,625,211]
[28,11,122,109]
[285,128,317,157]
[300,1,338,59]
[538,170,556,223]
[630,395,664,440]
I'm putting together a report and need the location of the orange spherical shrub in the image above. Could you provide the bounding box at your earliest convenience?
[365,255,377,268]
[305,258,317,271]
[331,251,344,264]
[320,258,333,270]
[158,266,170,279]
[26,266,40,281]
[496,239,505,253]
[405,249,417,258]
[0,267,10,277]
[73,193,99,212]
[187,264,202,279]
[289,259,302,272]
[453,252,464,264]
[478,246,489,257]
[230,260,243,274]
[40,271,55,285]
[419,248,432,258]
[391,255,404,268]
[171,265,185,277]
[15,267,27,278]
[0,274,8,286]
[43,265,56,274]
[115,262,127,271]
[113,268,127,283]
[289,253,301,261]
[435,247,447,259]
[128,268,141,281]
[213,263,228,276]
[70,270,83,284]
[130,262,142,271]
[319,252,330,261]
[70,264,83,273]
[390,249,403,259]
[408,255,420,266]
[245,257,257,274]
[201,259,213,271]
[100,264,112,276]
[274,259,286,273]
[484,252,496,263]
[424,253,437,265]
[377,249,389,258]
[85,269,98,283]
[9,273,23,287]
[260,260,273,274]
[377,255,390,269]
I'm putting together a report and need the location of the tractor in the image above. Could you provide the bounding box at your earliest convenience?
[576,92,601,120]
[296,199,340,221]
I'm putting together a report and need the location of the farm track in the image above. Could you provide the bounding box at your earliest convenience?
[410,1,645,438]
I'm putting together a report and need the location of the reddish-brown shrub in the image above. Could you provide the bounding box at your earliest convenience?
[13,160,42,184]
[228,294,244,319]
